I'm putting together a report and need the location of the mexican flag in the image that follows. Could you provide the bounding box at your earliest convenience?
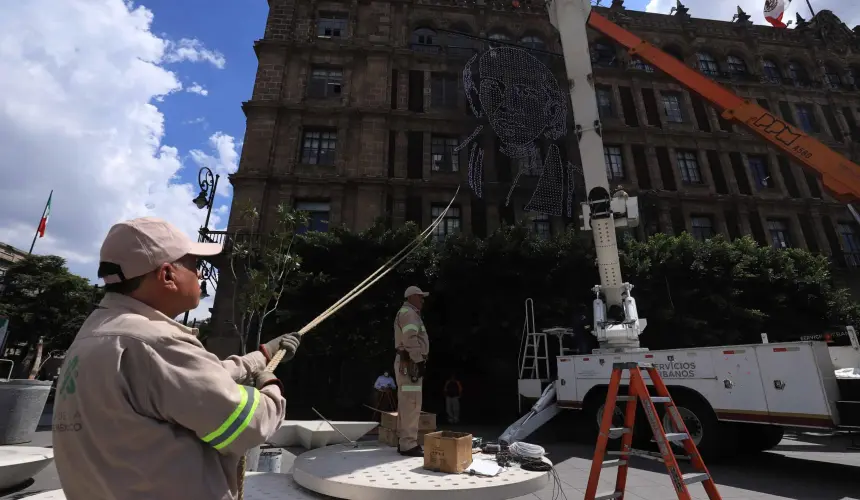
[764,0,791,28]
[37,191,52,238]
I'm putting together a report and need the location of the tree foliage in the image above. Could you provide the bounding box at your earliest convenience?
[263,223,859,421]
[227,202,307,354]
[0,255,96,375]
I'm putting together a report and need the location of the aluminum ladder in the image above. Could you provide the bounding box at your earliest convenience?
[517,298,550,381]
[584,362,723,500]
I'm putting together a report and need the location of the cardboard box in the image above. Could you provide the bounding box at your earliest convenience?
[423,431,473,474]
[380,411,436,431]
[378,427,430,447]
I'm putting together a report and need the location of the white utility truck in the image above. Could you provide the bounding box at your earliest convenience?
[499,0,860,458]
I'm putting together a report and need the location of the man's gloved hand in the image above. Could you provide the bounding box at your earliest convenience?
[256,371,283,391]
[261,333,301,363]
[415,361,427,378]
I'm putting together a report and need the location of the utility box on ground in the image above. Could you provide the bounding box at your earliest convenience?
[423,431,473,474]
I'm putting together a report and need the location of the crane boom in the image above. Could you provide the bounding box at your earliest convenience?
[546,1,860,354]
[587,11,860,202]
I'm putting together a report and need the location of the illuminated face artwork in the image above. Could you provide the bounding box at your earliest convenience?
[459,46,580,217]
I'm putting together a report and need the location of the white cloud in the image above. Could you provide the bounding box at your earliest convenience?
[164,38,226,69]
[644,0,857,27]
[0,0,237,322]
[189,132,241,199]
[186,82,209,96]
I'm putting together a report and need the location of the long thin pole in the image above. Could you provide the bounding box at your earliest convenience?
[204,175,219,230]
[805,0,815,17]
[29,190,52,255]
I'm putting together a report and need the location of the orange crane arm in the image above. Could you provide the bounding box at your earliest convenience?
[587,11,860,203]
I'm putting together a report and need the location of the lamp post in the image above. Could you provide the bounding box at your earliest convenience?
[184,167,220,326]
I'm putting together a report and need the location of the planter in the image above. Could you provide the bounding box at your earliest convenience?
[0,380,53,445]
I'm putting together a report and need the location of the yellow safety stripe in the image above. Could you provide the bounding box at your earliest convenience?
[201,385,261,450]
[399,307,410,314]
[401,385,423,392]
[402,324,420,333]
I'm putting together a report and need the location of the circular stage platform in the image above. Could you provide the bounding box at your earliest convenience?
[293,444,551,500]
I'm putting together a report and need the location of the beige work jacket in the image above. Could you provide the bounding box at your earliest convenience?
[52,293,285,500]
[394,301,429,363]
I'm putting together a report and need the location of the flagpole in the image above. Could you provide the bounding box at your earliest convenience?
[29,190,53,255]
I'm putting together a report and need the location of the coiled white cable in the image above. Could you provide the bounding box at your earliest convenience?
[509,441,546,460]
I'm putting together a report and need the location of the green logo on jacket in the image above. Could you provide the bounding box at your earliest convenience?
[58,356,79,399]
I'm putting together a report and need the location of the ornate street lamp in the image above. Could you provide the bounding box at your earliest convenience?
[183,167,220,325]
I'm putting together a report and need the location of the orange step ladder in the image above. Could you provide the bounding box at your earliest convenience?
[584,362,723,500]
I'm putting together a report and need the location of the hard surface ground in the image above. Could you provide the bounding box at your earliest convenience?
[2,416,858,500]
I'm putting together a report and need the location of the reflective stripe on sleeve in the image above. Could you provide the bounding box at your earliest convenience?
[402,324,420,333]
[398,307,410,314]
[401,385,422,392]
[202,385,261,451]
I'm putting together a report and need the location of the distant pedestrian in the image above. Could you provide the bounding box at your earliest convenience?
[444,374,462,424]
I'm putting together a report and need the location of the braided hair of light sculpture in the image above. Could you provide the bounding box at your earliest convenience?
[235,187,461,499]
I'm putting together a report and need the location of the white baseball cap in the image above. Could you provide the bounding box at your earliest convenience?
[404,285,429,298]
[98,217,222,284]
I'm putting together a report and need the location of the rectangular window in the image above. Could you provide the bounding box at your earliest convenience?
[747,155,771,189]
[408,70,424,112]
[531,212,551,240]
[300,129,337,165]
[618,86,639,127]
[406,132,423,179]
[295,201,330,233]
[431,136,460,172]
[307,67,342,98]
[676,150,702,184]
[431,204,461,242]
[317,12,348,38]
[767,219,792,248]
[430,73,458,109]
[603,146,624,180]
[838,223,860,266]
[641,88,661,128]
[778,101,796,126]
[662,92,683,123]
[596,86,614,119]
[690,215,714,241]
[795,104,819,133]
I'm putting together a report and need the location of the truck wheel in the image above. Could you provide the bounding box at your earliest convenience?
[737,424,784,453]
[583,391,625,441]
[660,393,737,460]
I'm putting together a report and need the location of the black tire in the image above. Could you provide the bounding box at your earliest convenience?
[662,391,738,461]
[737,424,784,453]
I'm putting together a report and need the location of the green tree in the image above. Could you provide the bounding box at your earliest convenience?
[227,203,307,354]
[0,255,95,377]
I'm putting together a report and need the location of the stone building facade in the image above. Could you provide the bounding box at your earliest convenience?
[207,0,860,354]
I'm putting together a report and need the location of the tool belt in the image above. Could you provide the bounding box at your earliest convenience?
[397,350,426,382]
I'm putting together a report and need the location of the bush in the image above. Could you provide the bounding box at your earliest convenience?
[267,223,859,423]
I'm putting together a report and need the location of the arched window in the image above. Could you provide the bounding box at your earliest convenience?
[488,32,510,48]
[788,61,808,82]
[591,40,616,67]
[411,28,438,53]
[519,35,545,50]
[696,52,719,76]
[824,64,842,89]
[630,57,655,73]
[762,59,781,82]
[726,55,747,75]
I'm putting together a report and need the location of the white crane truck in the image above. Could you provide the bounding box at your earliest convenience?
[499,0,860,458]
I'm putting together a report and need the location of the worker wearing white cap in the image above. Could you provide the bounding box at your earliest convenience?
[52,217,301,500]
[393,285,430,456]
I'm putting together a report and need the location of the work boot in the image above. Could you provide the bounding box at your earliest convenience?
[398,446,423,457]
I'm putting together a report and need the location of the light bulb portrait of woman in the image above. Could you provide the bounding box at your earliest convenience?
[457,45,578,217]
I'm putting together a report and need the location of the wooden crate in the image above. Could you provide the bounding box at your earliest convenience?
[423,431,473,474]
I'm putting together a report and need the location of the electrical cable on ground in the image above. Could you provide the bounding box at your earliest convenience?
[506,441,566,500]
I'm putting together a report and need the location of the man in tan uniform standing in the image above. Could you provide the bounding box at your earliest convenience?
[52,217,301,500]
[393,285,430,456]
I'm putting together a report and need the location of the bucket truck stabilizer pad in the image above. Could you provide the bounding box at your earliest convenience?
[292,443,550,500]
